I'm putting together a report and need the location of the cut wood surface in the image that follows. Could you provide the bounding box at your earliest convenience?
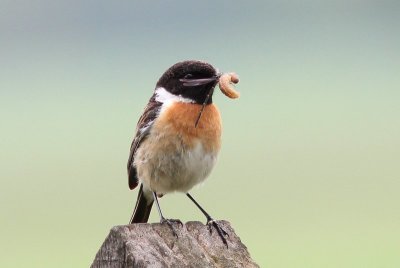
[91,220,259,268]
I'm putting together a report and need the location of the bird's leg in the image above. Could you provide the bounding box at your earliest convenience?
[153,192,182,237]
[186,193,229,247]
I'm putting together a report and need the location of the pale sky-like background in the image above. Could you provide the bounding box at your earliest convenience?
[1,1,399,267]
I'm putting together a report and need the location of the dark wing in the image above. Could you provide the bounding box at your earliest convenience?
[127,95,162,189]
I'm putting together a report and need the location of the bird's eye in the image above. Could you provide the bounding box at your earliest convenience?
[183,74,193,79]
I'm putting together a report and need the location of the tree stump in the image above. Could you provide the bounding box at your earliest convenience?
[91,220,259,268]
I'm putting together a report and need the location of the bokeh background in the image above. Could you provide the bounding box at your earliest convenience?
[1,0,399,267]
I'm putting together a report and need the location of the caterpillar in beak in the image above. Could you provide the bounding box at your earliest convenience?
[218,72,240,99]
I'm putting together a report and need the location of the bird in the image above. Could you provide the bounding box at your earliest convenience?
[127,60,230,245]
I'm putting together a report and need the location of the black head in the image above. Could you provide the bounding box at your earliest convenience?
[156,60,219,105]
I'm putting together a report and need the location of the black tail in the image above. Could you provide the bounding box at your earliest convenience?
[129,184,154,223]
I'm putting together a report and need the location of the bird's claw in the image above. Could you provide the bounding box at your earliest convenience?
[207,219,229,247]
[160,218,183,237]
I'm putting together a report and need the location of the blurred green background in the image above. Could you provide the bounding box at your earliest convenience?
[1,1,399,267]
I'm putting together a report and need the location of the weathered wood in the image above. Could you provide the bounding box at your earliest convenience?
[91,221,259,268]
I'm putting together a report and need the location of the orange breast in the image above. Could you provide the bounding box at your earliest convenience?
[153,103,222,153]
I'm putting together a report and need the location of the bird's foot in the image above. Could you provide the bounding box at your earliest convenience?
[160,217,183,238]
[207,219,229,248]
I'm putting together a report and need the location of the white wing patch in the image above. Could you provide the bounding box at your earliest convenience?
[138,121,153,135]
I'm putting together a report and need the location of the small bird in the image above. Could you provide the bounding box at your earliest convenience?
[127,60,234,245]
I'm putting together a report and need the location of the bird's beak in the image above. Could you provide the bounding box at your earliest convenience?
[180,77,218,87]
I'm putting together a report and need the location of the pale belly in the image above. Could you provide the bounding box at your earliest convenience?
[134,135,218,194]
